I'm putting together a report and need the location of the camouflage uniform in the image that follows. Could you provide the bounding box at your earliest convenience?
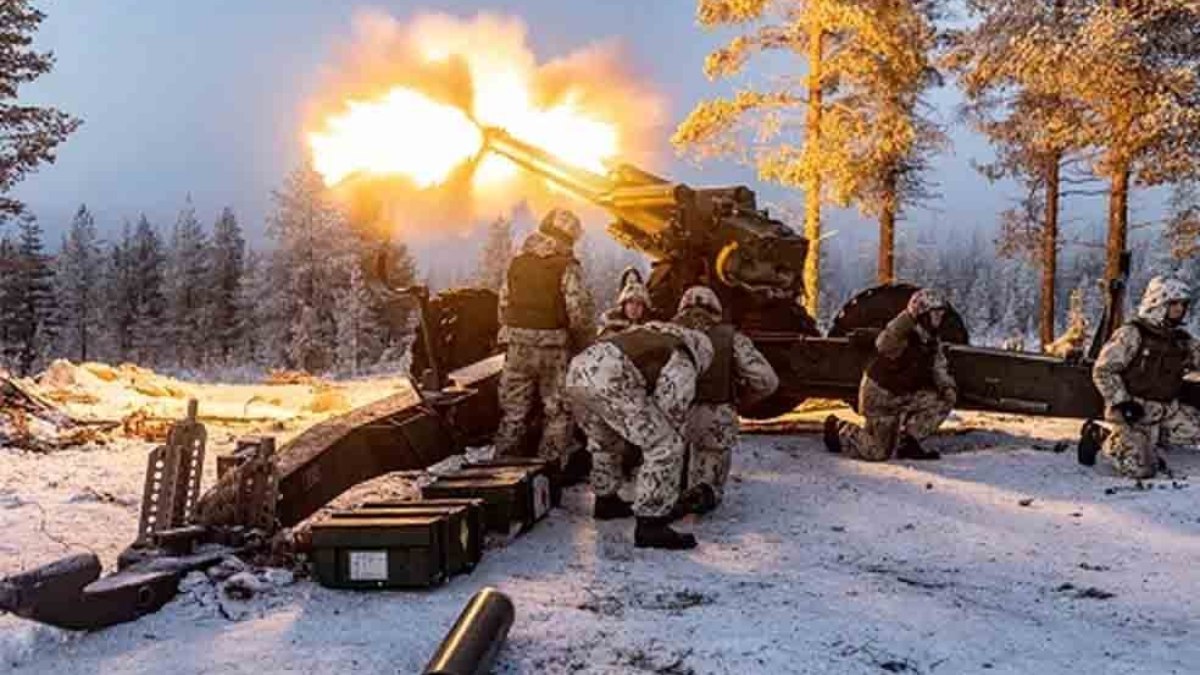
[565,322,712,517]
[597,272,651,339]
[1092,277,1200,478]
[495,209,595,466]
[679,289,778,506]
[833,290,956,461]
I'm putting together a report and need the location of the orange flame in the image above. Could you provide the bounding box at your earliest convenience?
[308,14,622,191]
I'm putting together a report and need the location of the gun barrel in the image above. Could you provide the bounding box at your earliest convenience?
[481,127,611,203]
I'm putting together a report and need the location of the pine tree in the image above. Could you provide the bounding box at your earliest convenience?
[165,198,211,368]
[947,0,1093,349]
[209,207,245,363]
[0,234,16,362]
[129,215,167,366]
[0,214,56,373]
[674,0,944,315]
[334,262,385,375]
[0,1,80,217]
[55,204,102,361]
[101,223,135,362]
[266,164,351,373]
[474,215,513,291]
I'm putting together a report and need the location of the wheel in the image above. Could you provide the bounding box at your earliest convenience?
[828,283,969,344]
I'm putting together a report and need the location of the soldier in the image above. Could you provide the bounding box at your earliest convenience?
[494,208,596,474]
[823,288,956,462]
[597,269,651,338]
[1078,276,1200,478]
[673,287,778,515]
[565,292,714,550]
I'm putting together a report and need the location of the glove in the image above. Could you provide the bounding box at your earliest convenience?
[1113,400,1145,424]
[940,386,958,407]
[848,329,879,351]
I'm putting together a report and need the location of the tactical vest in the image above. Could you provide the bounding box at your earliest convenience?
[604,328,684,391]
[503,254,571,330]
[866,332,938,395]
[1124,319,1191,402]
[696,324,736,404]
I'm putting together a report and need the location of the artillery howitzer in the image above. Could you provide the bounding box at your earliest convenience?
[463,127,1200,419]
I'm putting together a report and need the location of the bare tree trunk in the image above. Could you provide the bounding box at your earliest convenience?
[1106,164,1131,324]
[1040,155,1060,348]
[878,169,897,284]
[802,26,824,317]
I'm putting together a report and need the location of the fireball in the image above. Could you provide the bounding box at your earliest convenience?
[307,14,625,192]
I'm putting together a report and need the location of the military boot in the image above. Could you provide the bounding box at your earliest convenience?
[823,415,842,454]
[670,483,718,520]
[895,434,940,460]
[560,448,593,488]
[1076,420,1110,467]
[634,517,698,550]
[593,494,633,520]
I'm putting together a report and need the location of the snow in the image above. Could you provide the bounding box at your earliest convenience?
[2,408,1198,674]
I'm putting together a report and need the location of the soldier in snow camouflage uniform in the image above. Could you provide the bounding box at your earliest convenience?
[597,269,651,338]
[565,296,713,550]
[673,287,778,515]
[824,288,956,462]
[494,208,596,470]
[1078,276,1200,478]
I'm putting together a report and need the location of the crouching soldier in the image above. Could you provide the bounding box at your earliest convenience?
[495,208,595,474]
[565,295,713,550]
[598,269,651,338]
[824,288,956,461]
[1079,276,1200,478]
[673,287,778,515]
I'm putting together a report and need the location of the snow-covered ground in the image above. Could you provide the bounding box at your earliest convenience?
[2,409,1198,674]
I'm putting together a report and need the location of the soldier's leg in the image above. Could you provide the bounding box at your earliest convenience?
[534,347,572,467]
[574,409,624,498]
[686,404,738,504]
[1101,421,1158,479]
[494,343,536,457]
[902,389,953,441]
[838,378,900,462]
[1160,403,1200,449]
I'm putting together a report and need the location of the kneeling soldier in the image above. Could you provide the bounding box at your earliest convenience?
[1079,276,1200,478]
[824,288,956,461]
[565,294,713,550]
[674,287,778,515]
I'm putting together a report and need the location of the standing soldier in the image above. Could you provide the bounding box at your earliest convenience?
[1079,276,1200,478]
[823,288,956,461]
[597,268,651,338]
[494,208,595,474]
[565,291,714,550]
[674,287,778,515]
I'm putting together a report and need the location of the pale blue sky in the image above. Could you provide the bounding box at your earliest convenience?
[15,1,1121,251]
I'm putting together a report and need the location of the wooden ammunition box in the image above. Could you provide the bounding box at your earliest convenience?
[310,515,449,589]
[362,498,486,553]
[422,469,549,535]
[331,503,480,574]
[467,458,561,507]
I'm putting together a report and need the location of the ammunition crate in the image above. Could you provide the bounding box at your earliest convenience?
[332,503,481,574]
[362,498,486,556]
[310,515,450,589]
[466,457,561,507]
[422,468,550,535]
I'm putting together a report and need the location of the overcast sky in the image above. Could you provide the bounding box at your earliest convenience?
[16,0,1129,254]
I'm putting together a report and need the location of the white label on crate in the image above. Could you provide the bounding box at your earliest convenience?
[348,550,389,581]
[532,474,551,520]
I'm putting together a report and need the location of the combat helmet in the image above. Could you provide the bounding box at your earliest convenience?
[538,207,582,245]
[1138,276,1192,326]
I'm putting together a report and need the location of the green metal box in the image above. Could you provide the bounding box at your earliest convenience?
[331,503,480,574]
[466,458,561,507]
[422,468,550,535]
[310,515,449,589]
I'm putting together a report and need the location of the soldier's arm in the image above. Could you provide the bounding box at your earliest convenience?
[732,332,779,404]
[875,310,917,359]
[1093,325,1140,405]
[497,274,510,325]
[562,262,596,349]
[653,350,699,425]
[932,343,956,394]
[1190,336,1200,372]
